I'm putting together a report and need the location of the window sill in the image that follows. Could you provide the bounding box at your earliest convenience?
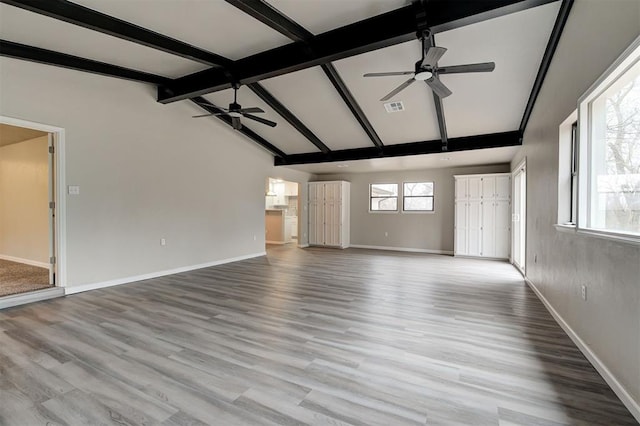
[554,223,576,234]
[402,210,436,215]
[555,224,640,245]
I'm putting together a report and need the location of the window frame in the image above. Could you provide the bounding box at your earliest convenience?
[575,35,640,244]
[402,181,435,213]
[369,183,399,213]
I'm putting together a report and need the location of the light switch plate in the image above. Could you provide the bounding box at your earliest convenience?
[68,185,80,195]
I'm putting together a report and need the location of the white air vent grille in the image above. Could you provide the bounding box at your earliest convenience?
[384,101,405,113]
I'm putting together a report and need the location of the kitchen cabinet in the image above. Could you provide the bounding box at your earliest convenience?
[308,181,350,248]
[454,173,510,259]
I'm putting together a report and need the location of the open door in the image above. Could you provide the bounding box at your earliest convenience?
[48,133,56,285]
[512,160,526,274]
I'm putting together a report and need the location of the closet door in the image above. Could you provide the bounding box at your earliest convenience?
[494,200,511,258]
[455,178,468,200]
[481,200,496,257]
[468,177,483,200]
[481,176,496,200]
[455,200,468,255]
[467,200,483,256]
[323,183,342,246]
[495,175,511,200]
[308,183,324,245]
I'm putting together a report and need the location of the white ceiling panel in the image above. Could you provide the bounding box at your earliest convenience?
[284,146,519,175]
[436,1,562,138]
[0,4,205,78]
[201,86,321,155]
[73,0,292,60]
[266,0,408,35]
[261,66,373,151]
[334,40,442,145]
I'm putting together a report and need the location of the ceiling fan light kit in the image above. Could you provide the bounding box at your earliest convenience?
[363,31,496,101]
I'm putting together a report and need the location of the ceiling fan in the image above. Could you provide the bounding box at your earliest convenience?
[192,84,277,130]
[363,31,495,101]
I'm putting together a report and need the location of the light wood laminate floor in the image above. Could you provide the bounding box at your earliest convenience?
[0,246,636,425]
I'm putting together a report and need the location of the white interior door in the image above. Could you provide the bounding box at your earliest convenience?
[512,164,526,272]
[47,133,56,285]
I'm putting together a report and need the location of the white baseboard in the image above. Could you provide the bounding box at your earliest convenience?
[350,244,453,255]
[0,254,49,269]
[65,252,266,295]
[0,287,64,310]
[297,244,309,248]
[525,277,640,422]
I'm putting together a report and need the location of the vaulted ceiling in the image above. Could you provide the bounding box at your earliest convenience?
[0,0,572,172]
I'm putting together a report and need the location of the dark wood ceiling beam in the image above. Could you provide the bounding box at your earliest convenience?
[1,0,233,68]
[0,40,170,85]
[321,64,384,148]
[159,0,556,103]
[224,0,310,42]
[519,0,573,134]
[226,0,384,149]
[275,130,521,166]
[247,82,330,153]
[191,96,287,158]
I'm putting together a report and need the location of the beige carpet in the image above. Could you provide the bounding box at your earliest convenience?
[0,259,51,297]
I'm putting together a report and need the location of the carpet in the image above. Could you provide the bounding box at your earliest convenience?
[0,258,51,297]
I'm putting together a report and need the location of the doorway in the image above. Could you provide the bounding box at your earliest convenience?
[512,159,526,274]
[0,117,65,303]
[265,178,299,246]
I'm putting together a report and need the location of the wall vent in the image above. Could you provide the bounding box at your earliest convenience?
[384,101,405,113]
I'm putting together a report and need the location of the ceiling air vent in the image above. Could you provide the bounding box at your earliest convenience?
[384,101,405,113]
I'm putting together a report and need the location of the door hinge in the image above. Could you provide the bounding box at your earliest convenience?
[50,256,56,264]
[49,146,54,154]
[49,201,55,209]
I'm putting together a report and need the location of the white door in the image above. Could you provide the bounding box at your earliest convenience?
[468,200,483,256]
[308,183,323,245]
[455,200,468,255]
[468,177,483,200]
[495,175,511,200]
[495,200,511,259]
[455,178,468,200]
[48,133,56,285]
[512,164,526,271]
[481,176,496,200]
[481,201,495,257]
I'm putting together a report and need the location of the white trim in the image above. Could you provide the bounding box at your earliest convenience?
[576,228,640,246]
[0,287,64,310]
[554,223,577,234]
[454,172,511,179]
[297,244,310,248]
[65,252,266,295]
[0,254,49,269]
[350,244,453,255]
[0,116,67,288]
[525,277,640,422]
[454,254,509,261]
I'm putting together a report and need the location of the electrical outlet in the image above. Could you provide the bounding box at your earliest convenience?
[581,285,587,301]
[160,238,166,246]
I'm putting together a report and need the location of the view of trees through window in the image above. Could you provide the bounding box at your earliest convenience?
[592,60,640,234]
[403,182,434,211]
[370,183,398,211]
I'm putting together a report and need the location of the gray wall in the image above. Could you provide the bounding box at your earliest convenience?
[316,164,509,252]
[512,0,640,408]
[0,57,313,289]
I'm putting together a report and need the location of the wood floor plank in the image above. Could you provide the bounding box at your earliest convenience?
[0,245,637,425]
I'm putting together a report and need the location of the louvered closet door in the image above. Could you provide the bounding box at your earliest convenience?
[323,183,342,246]
[308,183,324,245]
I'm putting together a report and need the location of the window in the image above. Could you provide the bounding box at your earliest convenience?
[570,121,578,224]
[577,35,640,241]
[403,182,434,212]
[370,183,398,211]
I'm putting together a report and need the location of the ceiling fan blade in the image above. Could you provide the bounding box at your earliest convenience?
[437,62,496,74]
[425,76,452,98]
[239,107,264,114]
[363,71,414,77]
[380,78,416,101]
[422,46,447,68]
[231,116,242,130]
[243,113,277,127]
[192,113,226,118]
